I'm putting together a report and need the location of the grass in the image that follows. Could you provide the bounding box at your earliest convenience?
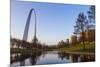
[59,41,95,53]
[11,48,42,53]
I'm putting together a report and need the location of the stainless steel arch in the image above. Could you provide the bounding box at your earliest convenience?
[23,8,37,42]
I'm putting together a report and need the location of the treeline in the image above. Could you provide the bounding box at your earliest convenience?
[11,38,47,49]
[51,5,95,50]
[73,5,95,50]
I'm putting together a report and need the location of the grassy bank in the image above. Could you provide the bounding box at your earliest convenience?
[11,48,53,53]
[11,48,42,53]
[58,41,95,53]
[11,41,95,54]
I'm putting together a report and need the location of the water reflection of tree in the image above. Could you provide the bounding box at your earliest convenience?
[30,51,42,65]
[69,54,80,62]
[20,53,30,66]
[11,51,42,66]
[58,52,69,60]
[80,55,95,62]
[58,52,79,62]
[58,52,95,63]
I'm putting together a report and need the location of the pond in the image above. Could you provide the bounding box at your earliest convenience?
[10,51,95,67]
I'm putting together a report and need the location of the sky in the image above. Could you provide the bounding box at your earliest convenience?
[11,0,91,45]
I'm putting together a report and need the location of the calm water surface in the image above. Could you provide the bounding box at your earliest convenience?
[10,51,95,67]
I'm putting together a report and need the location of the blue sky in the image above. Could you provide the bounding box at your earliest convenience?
[11,0,91,45]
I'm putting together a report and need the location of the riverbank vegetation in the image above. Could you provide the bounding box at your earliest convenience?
[58,41,95,53]
[11,41,95,54]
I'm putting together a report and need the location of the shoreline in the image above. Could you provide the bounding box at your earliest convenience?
[11,48,95,55]
[61,51,95,55]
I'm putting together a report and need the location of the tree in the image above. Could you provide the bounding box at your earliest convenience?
[88,6,95,23]
[74,13,88,50]
[84,6,95,44]
[87,6,95,29]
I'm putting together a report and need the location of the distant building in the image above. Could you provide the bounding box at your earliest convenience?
[85,29,95,42]
[66,39,69,45]
[70,35,77,45]
[79,29,95,42]
[79,32,85,42]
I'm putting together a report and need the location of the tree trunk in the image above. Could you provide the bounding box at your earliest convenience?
[82,32,85,50]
